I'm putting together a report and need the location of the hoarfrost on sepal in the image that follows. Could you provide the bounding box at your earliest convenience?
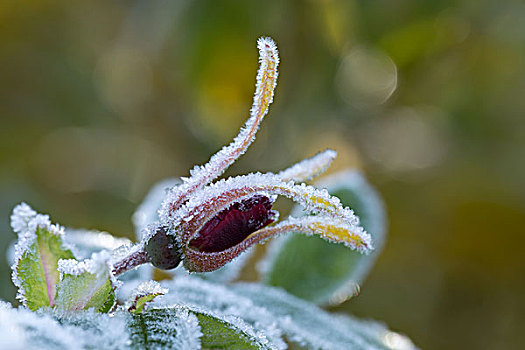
[159,37,279,222]
[164,172,361,228]
[194,246,255,283]
[278,149,337,182]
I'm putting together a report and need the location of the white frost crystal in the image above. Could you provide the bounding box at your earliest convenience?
[58,250,111,277]
[154,276,287,350]
[0,304,130,350]
[278,149,337,182]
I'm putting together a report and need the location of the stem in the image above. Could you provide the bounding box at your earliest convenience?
[112,247,150,277]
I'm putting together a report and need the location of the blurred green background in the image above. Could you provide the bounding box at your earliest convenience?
[1,0,524,349]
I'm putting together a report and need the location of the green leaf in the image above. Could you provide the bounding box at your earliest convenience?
[194,311,261,349]
[232,283,416,350]
[54,253,116,313]
[128,305,269,350]
[261,170,387,305]
[10,203,75,310]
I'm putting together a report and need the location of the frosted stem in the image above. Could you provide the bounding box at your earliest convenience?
[112,248,150,277]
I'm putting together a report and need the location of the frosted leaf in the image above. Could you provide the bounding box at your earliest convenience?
[55,309,130,350]
[153,276,286,350]
[132,178,181,240]
[128,306,202,350]
[232,283,416,350]
[261,170,386,305]
[278,149,337,182]
[126,280,168,314]
[10,203,75,310]
[192,307,274,349]
[0,304,130,350]
[331,314,418,350]
[160,38,279,218]
[55,251,116,313]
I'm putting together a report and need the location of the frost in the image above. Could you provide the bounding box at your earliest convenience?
[55,251,117,313]
[58,250,111,277]
[261,170,386,305]
[153,276,412,349]
[165,172,361,229]
[56,309,130,350]
[159,38,279,220]
[110,241,151,282]
[131,280,168,298]
[256,215,372,252]
[10,202,37,235]
[194,246,255,283]
[153,276,286,350]
[278,149,337,182]
[232,283,413,350]
[161,171,371,273]
[10,203,75,309]
[126,280,168,313]
[0,304,130,350]
[128,306,202,350]
[315,170,387,285]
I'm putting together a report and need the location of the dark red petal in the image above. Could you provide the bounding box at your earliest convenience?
[190,195,275,252]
